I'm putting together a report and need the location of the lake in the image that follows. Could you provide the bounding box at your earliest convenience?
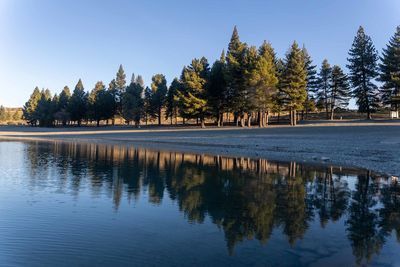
[0,141,399,266]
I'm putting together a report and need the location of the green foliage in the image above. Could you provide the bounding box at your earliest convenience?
[302,46,318,116]
[165,78,181,124]
[226,26,248,117]
[280,42,307,125]
[330,65,351,119]
[317,59,332,118]
[36,89,54,127]
[249,41,279,126]
[150,74,168,125]
[177,57,210,127]
[88,81,114,126]
[0,106,7,121]
[207,50,227,125]
[379,26,400,104]
[23,87,42,125]
[122,75,145,126]
[68,79,88,126]
[347,26,380,118]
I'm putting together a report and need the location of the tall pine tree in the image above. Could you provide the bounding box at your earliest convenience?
[122,75,145,127]
[329,65,351,120]
[379,26,400,104]
[150,74,168,125]
[208,50,227,127]
[281,42,307,126]
[347,26,380,119]
[317,59,332,119]
[178,57,210,128]
[302,46,318,119]
[226,26,248,127]
[165,78,181,125]
[23,87,41,125]
[68,79,88,126]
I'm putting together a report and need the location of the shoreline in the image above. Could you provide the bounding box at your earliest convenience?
[1,121,399,176]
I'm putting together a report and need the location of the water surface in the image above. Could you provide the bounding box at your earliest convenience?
[0,141,399,266]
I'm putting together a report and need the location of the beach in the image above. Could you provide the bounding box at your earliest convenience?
[1,120,399,176]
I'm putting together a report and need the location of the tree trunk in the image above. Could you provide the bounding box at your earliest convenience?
[240,116,245,127]
[112,118,115,126]
[265,111,269,127]
[201,118,205,128]
[258,110,263,127]
[330,108,335,120]
[293,110,297,126]
[97,120,100,127]
[158,109,162,125]
[247,113,252,127]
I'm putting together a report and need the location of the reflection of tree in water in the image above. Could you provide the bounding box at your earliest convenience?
[379,180,400,241]
[346,172,385,265]
[310,167,351,227]
[24,142,399,261]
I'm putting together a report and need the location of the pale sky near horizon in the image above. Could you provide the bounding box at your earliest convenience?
[0,0,399,108]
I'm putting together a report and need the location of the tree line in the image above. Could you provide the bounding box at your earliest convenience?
[22,26,400,127]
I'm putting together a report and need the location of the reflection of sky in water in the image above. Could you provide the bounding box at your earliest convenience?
[0,141,399,266]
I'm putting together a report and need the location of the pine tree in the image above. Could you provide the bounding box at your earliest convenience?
[226,26,248,126]
[113,64,126,122]
[144,86,153,124]
[122,75,145,127]
[36,89,54,127]
[273,58,286,123]
[0,106,6,121]
[281,42,307,126]
[317,59,332,119]
[302,46,318,119]
[252,41,278,127]
[208,50,228,127]
[55,86,71,126]
[177,57,210,128]
[88,81,110,126]
[347,26,380,119]
[329,65,351,120]
[68,79,88,126]
[165,78,181,125]
[23,87,41,125]
[379,26,400,104]
[150,74,168,125]
[108,78,118,125]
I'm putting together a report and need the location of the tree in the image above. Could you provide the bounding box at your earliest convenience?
[54,86,71,126]
[226,26,248,127]
[208,50,228,127]
[68,79,88,126]
[108,79,118,125]
[0,106,6,121]
[177,57,210,128]
[379,26,400,104]
[122,75,145,127]
[329,65,351,120]
[281,42,307,126]
[23,87,41,125]
[150,74,168,125]
[144,86,153,124]
[165,78,181,125]
[88,81,113,127]
[317,59,332,119]
[347,26,380,119]
[252,41,278,127]
[115,65,127,119]
[302,46,318,119]
[36,89,54,127]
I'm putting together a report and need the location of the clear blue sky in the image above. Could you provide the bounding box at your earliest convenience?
[0,0,399,107]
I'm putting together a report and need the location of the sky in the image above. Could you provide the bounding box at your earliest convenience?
[0,0,399,108]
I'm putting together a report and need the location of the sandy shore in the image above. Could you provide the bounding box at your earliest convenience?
[1,120,399,176]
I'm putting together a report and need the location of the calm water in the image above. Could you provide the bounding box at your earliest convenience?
[0,141,399,267]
